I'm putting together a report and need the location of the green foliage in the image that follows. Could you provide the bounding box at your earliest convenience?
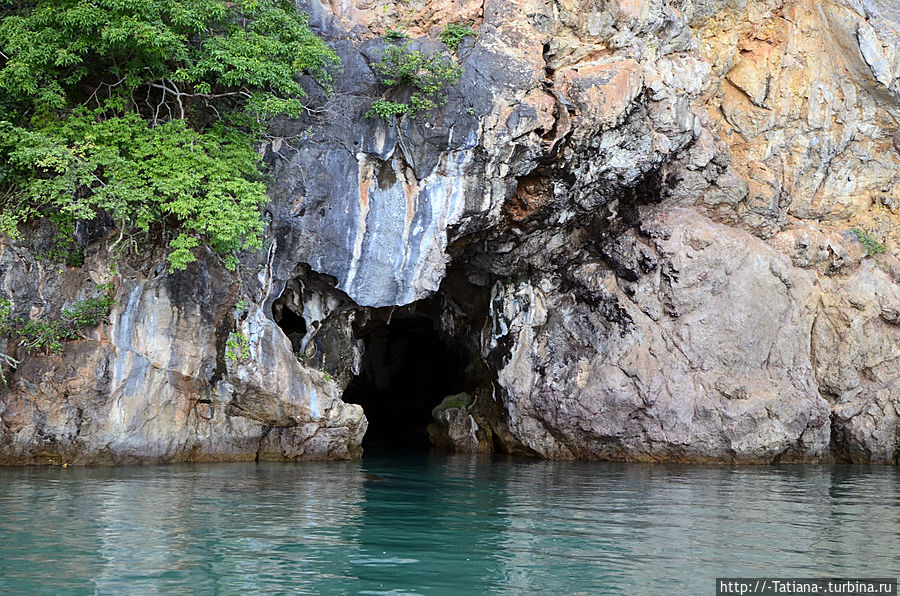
[16,319,72,354]
[370,41,462,118]
[1,113,269,271]
[432,392,472,418]
[0,0,339,119]
[61,283,115,328]
[0,283,116,356]
[0,298,16,384]
[439,22,475,51]
[851,228,887,256]
[0,297,11,345]
[36,213,84,267]
[382,28,410,41]
[0,0,340,270]
[225,331,251,362]
[365,98,410,119]
[0,350,17,385]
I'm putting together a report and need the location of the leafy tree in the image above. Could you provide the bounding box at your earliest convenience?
[0,0,339,270]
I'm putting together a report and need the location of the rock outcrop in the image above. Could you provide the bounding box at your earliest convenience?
[1,0,898,463]
[0,240,365,465]
[485,208,829,461]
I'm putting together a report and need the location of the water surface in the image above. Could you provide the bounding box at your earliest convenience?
[1,454,898,594]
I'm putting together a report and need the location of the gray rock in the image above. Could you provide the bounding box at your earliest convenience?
[0,242,364,464]
[2,0,900,465]
[482,209,832,462]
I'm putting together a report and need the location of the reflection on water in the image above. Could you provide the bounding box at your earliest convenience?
[1,456,898,594]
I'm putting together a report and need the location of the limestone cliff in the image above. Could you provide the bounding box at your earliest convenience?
[1,0,898,463]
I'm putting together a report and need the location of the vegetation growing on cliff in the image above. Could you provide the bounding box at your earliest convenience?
[0,283,115,376]
[366,98,410,118]
[851,228,887,256]
[0,0,339,271]
[225,331,251,363]
[367,31,465,119]
[439,23,475,51]
[0,298,17,384]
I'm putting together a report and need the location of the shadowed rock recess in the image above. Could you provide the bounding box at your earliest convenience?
[2,0,899,464]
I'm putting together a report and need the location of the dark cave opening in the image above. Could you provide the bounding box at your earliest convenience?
[272,293,307,354]
[270,267,493,454]
[341,313,470,452]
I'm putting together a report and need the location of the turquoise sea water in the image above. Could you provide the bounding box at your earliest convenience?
[1,454,898,594]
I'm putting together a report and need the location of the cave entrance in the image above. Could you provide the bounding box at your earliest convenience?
[341,312,469,453]
[272,283,308,355]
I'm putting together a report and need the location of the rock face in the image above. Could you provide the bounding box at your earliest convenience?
[485,209,833,461]
[1,0,899,463]
[0,241,365,465]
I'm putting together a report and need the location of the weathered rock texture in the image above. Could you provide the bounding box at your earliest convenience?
[1,0,899,463]
[0,239,365,465]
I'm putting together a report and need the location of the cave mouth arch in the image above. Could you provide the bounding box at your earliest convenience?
[341,312,470,453]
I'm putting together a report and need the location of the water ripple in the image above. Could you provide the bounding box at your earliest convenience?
[1,457,899,594]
